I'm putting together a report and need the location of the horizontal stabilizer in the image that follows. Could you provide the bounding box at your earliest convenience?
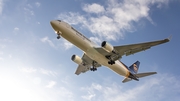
[135,72,157,78]
[122,77,132,83]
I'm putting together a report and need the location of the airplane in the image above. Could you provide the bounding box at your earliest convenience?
[50,20,170,83]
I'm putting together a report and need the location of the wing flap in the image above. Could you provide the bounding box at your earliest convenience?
[125,47,150,56]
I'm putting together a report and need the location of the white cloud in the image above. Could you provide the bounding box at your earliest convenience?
[41,36,56,48]
[80,73,180,101]
[24,7,34,16]
[81,83,102,100]
[62,39,73,50]
[40,37,73,50]
[19,67,37,73]
[35,2,41,7]
[40,68,57,77]
[81,93,95,101]
[58,12,87,25]
[83,3,105,14]
[46,81,56,88]
[58,0,170,41]
[14,27,19,31]
[0,0,3,15]
[89,37,102,45]
[91,83,102,91]
[57,87,74,101]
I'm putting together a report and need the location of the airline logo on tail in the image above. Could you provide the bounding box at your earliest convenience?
[133,64,138,73]
[129,61,140,74]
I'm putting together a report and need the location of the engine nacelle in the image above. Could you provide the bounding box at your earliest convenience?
[101,41,114,53]
[71,55,83,65]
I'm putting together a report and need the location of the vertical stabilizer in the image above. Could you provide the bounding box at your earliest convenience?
[129,61,140,74]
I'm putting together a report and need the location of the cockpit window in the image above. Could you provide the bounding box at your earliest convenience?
[57,20,61,22]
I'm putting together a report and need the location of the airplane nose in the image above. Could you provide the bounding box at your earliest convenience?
[50,20,57,31]
[50,20,56,26]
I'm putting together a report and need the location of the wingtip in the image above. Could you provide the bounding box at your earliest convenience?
[164,35,172,42]
[167,35,172,41]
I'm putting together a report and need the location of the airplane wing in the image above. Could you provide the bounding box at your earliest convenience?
[95,37,170,57]
[75,53,101,75]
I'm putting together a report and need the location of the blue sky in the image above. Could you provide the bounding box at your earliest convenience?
[0,0,180,101]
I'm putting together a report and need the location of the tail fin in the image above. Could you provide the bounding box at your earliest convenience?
[129,61,140,74]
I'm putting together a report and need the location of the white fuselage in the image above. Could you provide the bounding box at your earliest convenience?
[50,20,130,77]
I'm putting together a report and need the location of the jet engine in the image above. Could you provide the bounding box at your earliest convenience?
[101,41,115,53]
[71,55,83,65]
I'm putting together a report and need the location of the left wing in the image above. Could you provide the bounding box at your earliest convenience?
[75,53,101,75]
[95,37,170,58]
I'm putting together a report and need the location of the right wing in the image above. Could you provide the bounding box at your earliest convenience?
[95,37,170,58]
[114,38,170,56]
[75,53,101,75]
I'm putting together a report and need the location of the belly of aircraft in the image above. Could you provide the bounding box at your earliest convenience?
[85,48,128,77]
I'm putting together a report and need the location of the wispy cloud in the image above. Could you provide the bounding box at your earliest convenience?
[24,7,34,16]
[58,0,170,41]
[80,73,180,101]
[82,3,105,14]
[13,27,20,34]
[19,67,37,73]
[40,68,57,77]
[14,27,19,31]
[62,39,73,50]
[46,81,56,88]
[35,2,41,7]
[41,36,56,48]
[40,36,73,50]
[57,87,74,101]
[81,83,102,100]
[89,37,102,45]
